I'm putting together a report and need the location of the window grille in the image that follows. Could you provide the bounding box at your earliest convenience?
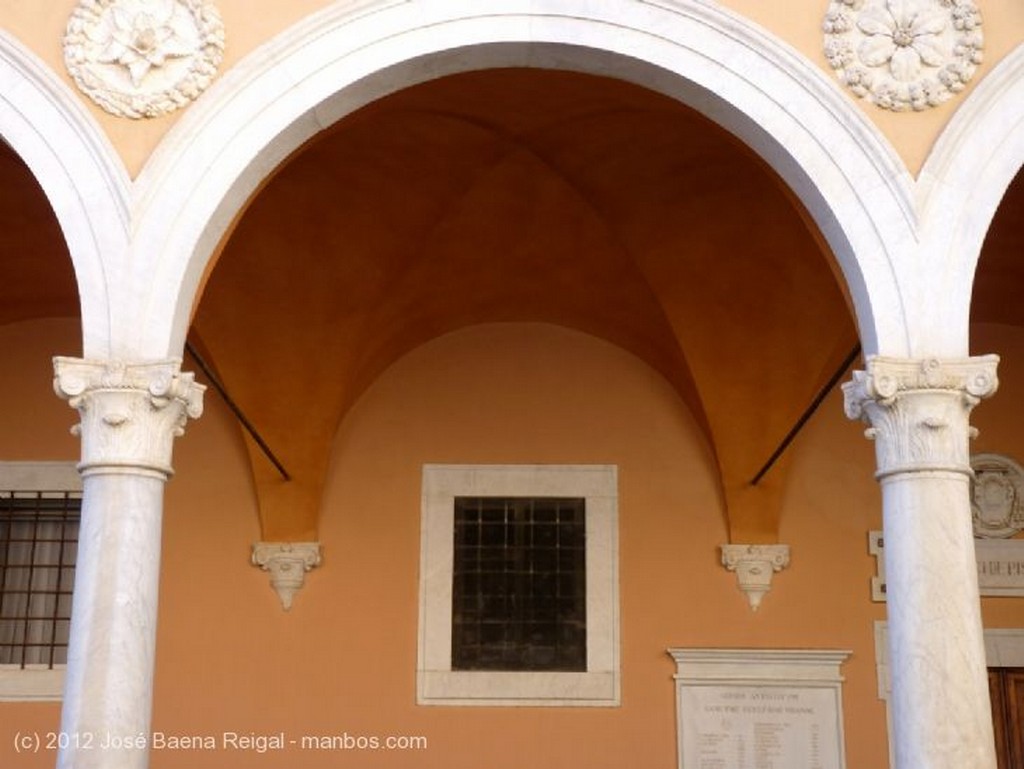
[0,491,80,668]
[452,496,586,672]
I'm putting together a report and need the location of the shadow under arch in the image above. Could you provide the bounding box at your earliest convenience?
[131,0,917,362]
[0,31,129,358]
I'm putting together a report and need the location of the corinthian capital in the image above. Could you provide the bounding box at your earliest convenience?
[53,358,205,479]
[843,356,999,480]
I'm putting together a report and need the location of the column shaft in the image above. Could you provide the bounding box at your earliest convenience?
[58,474,164,769]
[845,356,998,769]
[53,358,204,769]
[882,473,994,768]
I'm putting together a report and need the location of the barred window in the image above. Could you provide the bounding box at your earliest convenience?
[452,497,586,672]
[0,490,80,668]
[418,465,619,706]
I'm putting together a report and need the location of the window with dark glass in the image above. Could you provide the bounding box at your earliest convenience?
[451,496,586,672]
[0,491,80,667]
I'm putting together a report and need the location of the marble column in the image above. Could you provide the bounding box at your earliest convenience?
[53,359,204,769]
[844,356,998,769]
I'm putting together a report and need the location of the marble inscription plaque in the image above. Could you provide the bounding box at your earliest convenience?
[870,531,1024,599]
[669,649,849,769]
[679,685,840,769]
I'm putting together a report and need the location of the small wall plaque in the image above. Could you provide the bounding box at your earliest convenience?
[668,648,850,769]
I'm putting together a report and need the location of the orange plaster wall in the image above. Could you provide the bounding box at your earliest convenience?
[141,323,895,768]
[0,319,80,458]
[0,319,79,769]
[7,320,1024,768]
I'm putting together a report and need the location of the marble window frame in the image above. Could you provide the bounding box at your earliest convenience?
[0,462,80,702]
[417,464,620,706]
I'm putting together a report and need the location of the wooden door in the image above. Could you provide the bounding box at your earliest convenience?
[990,668,1024,769]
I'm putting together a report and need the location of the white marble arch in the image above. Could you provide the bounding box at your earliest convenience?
[918,43,1024,355]
[0,31,129,358]
[129,0,918,362]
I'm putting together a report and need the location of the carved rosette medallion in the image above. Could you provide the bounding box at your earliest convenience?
[843,356,998,480]
[54,358,205,478]
[822,0,983,111]
[970,453,1024,539]
[64,0,225,119]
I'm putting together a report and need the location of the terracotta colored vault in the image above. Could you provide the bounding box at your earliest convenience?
[191,69,857,543]
[8,69,1021,547]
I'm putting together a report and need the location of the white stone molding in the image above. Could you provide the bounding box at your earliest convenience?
[0,462,82,493]
[823,0,983,112]
[251,542,322,610]
[0,31,129,357]
[129,0,914,364]
[868,530,887,601]
[64,0,225,119]
[0,462,81,702]
[914,43,1024,358]
[720,544,791,611]
[843,356,999,480]
[53,358,205,479]
[872,621,897,769]
[0,668,67,703]
[970,453,1024,538]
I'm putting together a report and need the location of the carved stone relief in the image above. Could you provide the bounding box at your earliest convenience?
[970,453,1024,539]
[64,0,225,118]
[823,0,983,111]
[843,356,998,479]
[53,358,205,478]
[251,542,322,611]
[720,544,790,611]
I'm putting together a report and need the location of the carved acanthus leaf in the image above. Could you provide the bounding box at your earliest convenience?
[843,356,998,479]
[53,358,205,478]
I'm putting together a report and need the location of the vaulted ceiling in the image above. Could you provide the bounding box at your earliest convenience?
[192,69,855,541]
[3,68,1023,544]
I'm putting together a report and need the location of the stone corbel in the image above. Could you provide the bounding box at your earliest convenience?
[720,544,790,611]
[251,542,322,610]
